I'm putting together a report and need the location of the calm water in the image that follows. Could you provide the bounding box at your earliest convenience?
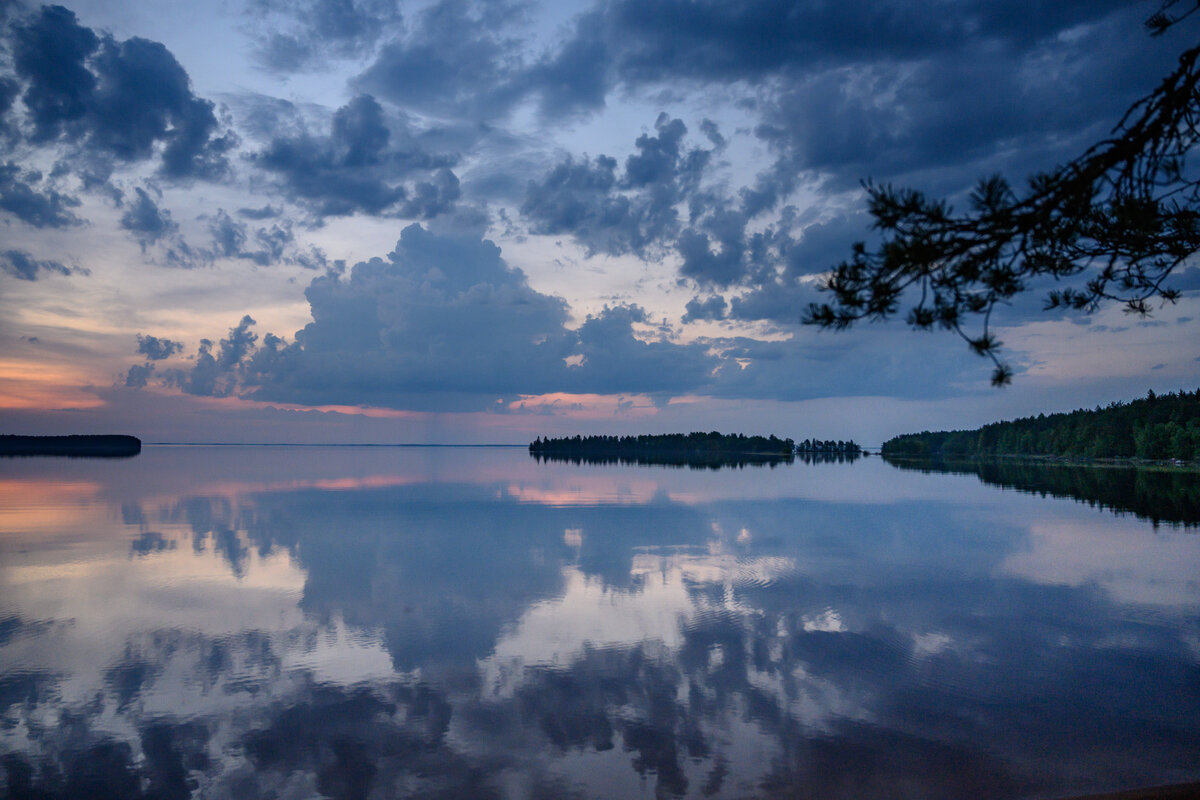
[1,447,1199,799]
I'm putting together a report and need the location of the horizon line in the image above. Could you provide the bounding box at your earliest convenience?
[144,442,529,448]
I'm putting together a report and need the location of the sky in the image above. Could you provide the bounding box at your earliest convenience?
[0,0,1197,444]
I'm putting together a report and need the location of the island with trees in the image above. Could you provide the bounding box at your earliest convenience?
[795,439,862,455]
[0,435,142,457]
[529,432,870,469]
[881,389,1200,462]
[530,432,798,469]
[531,432,795,457]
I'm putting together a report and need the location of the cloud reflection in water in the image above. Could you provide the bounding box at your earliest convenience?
[0,447,1198,799]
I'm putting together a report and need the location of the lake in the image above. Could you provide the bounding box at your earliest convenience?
[1,446,1198,799]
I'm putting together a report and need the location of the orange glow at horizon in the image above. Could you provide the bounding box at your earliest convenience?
[0,359,106,410]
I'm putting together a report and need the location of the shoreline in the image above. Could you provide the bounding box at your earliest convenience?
[882,452,1200,473]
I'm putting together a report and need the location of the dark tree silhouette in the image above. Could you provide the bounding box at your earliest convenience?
[805,2,1200,385]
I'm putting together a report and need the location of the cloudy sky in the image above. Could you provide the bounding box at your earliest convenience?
[1,0,1197,444]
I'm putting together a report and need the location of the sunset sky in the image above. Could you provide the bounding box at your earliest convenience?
[1,0,1198,444]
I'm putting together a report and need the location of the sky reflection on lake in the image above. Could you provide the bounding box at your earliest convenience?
[1,447,1198,799]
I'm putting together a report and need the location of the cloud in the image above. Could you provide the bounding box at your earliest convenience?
[136,334,183,361]
[206,209,321,267]
[248,0,403,73]
[397,168,461,220]
[120,187,177,246]
[704,327,997,401]
[249,94,460,220]
[352,0,529,121]
[0,161,82,228]
[236,205,279,220]
[5,4,235,180]
[682,294,727,323]
[124,362,154,388]
[135,221,999,407]
[558,0,1138,96]
[0,248,84,280]
[505,0,1183,316]
[522,113,717,257]
[0,76,20,141]
[518,13,611,119]
[148,224,718,410]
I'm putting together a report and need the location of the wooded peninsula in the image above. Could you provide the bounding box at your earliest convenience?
[882,389,1200,461]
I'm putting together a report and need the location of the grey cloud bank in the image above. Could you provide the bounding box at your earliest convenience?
[147,225,721,410]
[138,225,993,411]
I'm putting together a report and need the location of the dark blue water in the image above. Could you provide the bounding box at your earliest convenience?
[1,447,1198,799]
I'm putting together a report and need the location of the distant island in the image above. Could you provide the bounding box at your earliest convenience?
[530,432,795,458]
[795,438,862,455]
[0,435,142,457]
[882,389,1199,462]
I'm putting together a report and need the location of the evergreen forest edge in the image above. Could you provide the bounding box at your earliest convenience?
[881,389,1200,462]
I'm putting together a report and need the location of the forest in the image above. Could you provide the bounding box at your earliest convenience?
[881,389,1200,461]
[529,432,795,457]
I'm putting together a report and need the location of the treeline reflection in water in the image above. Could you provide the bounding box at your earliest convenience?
[1,447,1198,799]
[885,456,1200,528]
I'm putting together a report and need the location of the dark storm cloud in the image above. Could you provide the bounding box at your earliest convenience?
[0,161,82,227]
[522,113,717,257]
[4,5,235,180]
[150,224,718,410]
[0,248,83,280]
[249,94,460,220]
[248,0,403,73]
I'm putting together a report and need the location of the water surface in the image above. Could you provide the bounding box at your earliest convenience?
[1,447,1198,799]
